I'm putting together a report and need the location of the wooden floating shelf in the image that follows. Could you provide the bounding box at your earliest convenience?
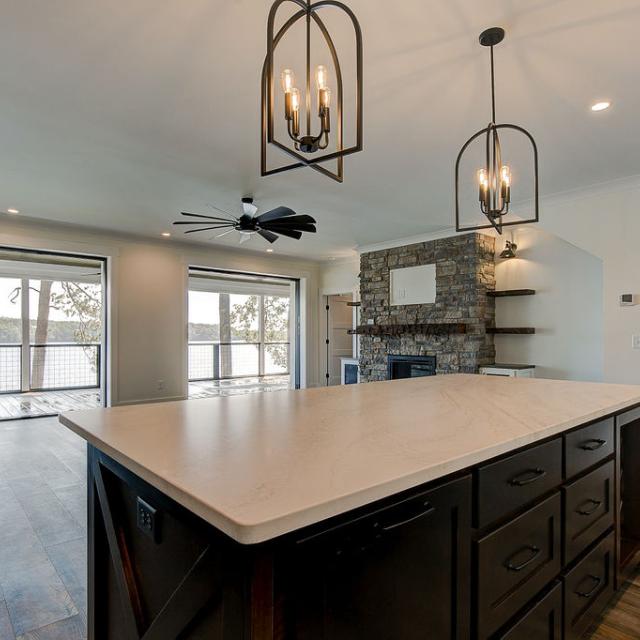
[487,289,536,297]
[486,327,536,335]
[348,323,467,336]
[346,301,361,307]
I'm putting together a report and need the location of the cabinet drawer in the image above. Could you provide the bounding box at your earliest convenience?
[477,438,562,527]
[564,531,614,640]
[477,493,562,639]
[565,417,614,478]
[496,582,562,640]
[564,460,614,565]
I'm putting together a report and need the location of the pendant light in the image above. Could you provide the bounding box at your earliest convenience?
[455,27,539,234]
[261,0,363,183]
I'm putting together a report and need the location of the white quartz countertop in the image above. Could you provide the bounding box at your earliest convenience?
[60,374,640,544]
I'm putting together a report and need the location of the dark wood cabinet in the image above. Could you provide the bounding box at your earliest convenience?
[476,493,562,639]
[476,438,562,528]
[87,403,635,640]
[563,461,614,564]
[564,418,614,478]
[563,532,615,640]
[496,582,562,640]
[278,476,471,640]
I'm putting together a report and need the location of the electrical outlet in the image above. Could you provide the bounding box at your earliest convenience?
[137,497,160,543]
[632,335,640,350]
[157,379,165,391]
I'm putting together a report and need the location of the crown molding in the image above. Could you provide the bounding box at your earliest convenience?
[356,174,640,255]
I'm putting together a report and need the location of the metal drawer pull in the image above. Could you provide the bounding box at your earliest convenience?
[381,502,436,532]
[575,574,602,598]
[509,468,547,487]
[576,498,602,516]
[579,438,607,451]
[504,545,541,571]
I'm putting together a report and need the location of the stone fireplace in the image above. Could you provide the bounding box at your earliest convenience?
[359,233,496,382]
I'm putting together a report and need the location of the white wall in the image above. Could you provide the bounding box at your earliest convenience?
[0,215,321,405]
[531,178,640,384]
[494,227,604,382]
[319,257,359,295]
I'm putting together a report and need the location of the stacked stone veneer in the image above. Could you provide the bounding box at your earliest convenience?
[359,233,496,381]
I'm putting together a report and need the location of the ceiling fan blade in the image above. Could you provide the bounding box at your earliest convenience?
[242,201,259,217]
[261,222,317,233]
[262,214,316,225]
[215,229,236,239]
[181,212,234,222]
[255,206,296,224]
[184,225,233,234]
[268,227,303,240]
[239,233,252,244]
[173,220,234,225]
[206,203,239,220]
[258,230,279,244]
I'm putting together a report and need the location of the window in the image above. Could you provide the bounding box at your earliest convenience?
[187,270,298,397]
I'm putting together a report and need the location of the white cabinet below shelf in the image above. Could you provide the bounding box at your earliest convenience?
[479,364,535,378]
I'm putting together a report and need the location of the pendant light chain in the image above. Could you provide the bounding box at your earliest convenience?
[490,45,497,124]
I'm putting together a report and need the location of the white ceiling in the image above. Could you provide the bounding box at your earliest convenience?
[1,0,638,260]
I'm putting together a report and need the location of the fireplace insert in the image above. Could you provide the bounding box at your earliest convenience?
[388,355,436,380]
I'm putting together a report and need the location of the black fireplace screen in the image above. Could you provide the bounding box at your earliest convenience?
[388,355,436,380]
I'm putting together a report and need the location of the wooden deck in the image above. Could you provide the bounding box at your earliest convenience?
[188,375,290,398]
[0,389,101,421]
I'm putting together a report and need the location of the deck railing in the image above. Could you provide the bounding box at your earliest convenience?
[0,343,101,393]
[0,344,21,393]
[188,341,289,381]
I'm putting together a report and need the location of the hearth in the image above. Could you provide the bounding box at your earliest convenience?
[388,355,436,380]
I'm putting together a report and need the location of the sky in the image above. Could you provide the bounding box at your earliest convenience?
[0,278,88,322]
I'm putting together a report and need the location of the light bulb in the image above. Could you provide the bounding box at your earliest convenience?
[290,88,300,112]
[316,65,328,90]
[477,168,488,189]
[281,69,295,93]
[500,165,511,187]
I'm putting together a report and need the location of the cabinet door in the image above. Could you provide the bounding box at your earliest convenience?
[280,476,471,640]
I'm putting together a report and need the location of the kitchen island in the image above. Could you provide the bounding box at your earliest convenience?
[60,374,640,639]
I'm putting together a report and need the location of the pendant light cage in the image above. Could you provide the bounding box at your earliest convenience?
[261,0,363,183]
[455,27,539,234]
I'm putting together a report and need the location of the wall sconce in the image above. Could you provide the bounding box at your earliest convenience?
[499,240,517,259]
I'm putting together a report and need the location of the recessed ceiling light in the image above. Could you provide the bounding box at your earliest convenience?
[161,232,171,237]
[591,101,611,112]
[6,208,19,214]
[266,248,274,253]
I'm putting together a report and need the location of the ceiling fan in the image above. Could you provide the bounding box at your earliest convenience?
[173,197,317,245]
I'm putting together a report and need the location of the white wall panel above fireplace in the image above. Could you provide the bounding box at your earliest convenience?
[390,264,436,306]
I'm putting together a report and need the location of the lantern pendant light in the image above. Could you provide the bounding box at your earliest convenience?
[455,27,539,234]
[261,0,363,183]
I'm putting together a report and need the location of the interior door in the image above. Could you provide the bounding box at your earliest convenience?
[326,294,353,386]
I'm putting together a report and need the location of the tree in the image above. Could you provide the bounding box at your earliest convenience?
[219,293,232,377]
[50,282,102,344]
[32,280,53,388]
[230,295,290,370]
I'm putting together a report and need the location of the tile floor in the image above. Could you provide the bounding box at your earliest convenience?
[0,416,86,639]
[0,415,638,639]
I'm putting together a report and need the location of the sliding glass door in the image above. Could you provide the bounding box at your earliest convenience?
[0,251,106,419]
[188,270,298,398]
